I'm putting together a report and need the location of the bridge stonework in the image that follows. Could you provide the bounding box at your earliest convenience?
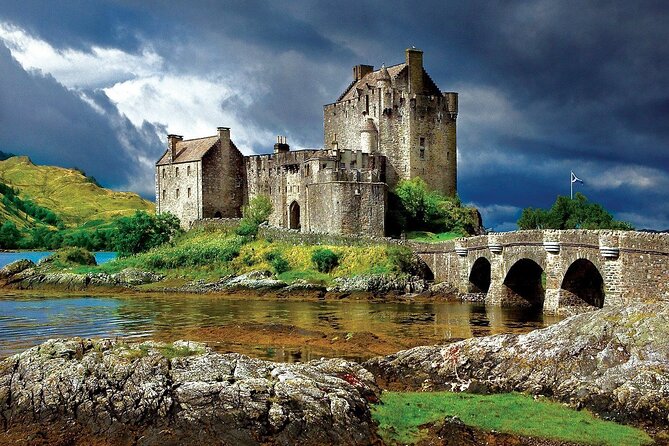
[410,230,669,313]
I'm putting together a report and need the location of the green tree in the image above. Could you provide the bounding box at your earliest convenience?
[0,221,21,249]
[517,193,633,230]
[113,211,182,256]
[236,195,272,237]
[391,177,478,235]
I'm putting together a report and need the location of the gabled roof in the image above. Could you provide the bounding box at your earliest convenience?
[156,136,219,166]
[336,62,442,102]
[338,63,406,102]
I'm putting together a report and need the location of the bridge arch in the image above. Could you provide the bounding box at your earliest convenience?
[559,258,605,308]
[500,258,545,308]
[468,257,491,293]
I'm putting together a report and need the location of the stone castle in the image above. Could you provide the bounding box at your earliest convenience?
[156,48,458,236]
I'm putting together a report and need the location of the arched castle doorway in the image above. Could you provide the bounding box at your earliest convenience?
[289,201,300,230]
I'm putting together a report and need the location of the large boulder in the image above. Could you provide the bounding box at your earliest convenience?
[0,338,380,446]
[365,303,669,426]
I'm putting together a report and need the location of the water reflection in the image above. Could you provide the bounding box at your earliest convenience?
[0,294,562,363]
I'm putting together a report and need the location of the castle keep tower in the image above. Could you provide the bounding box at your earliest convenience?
[323,48,458,196]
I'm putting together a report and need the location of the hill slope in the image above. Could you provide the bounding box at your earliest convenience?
[0,156,154,227]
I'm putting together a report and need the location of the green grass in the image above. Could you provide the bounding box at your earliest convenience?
[72,227,408,285]
[0,156,153,227]
[406,231,464,243]
[372,391,653,446]
[277,269,332,285]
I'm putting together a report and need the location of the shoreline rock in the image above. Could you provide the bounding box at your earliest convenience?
[0,338,381,446]
[365,302,669,427]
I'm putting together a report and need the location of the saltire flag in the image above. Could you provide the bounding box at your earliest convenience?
[571,171,584,184]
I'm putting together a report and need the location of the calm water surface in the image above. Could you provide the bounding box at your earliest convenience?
[0,251,116,268]
[0,294,562,362]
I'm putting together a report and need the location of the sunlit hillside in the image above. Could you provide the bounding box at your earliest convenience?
[0,156,154,228]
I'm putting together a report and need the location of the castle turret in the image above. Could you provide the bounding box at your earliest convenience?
[405,47,423,94]
[378,64,392,113]
[360,118,377,154]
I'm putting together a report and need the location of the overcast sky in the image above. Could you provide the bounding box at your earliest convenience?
[0,1,667,230]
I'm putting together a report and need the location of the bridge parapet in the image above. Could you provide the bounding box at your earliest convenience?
[409,230,669,313]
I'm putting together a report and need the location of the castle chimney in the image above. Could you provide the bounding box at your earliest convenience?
[405,47,424,94]
[353,64,374,81]
[217,126,230,148]
[167,134,183,161]
[274,135,289,154]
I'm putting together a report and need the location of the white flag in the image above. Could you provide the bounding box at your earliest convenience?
[571,171,584,184]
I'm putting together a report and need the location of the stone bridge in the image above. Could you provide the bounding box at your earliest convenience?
[410,230,669,313]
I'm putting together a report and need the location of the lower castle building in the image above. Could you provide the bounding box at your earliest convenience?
[156,48,457,237]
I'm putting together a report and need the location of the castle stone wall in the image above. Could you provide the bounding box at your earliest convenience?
[155,160,202,228]
[305,181,386,237]
[201,135,245,219]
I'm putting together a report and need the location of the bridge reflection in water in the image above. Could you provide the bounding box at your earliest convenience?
[413,229,669,314]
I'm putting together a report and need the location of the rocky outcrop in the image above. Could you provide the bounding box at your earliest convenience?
[365,303,669,426]
[0,259,35,280]
[330,274,428,294]
[0,338,380,446]
[1,264,164,290]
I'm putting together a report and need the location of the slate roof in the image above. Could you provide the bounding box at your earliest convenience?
[336,62,442,102]
[156,135,228,165]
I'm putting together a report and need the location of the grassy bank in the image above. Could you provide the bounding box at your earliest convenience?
[71,226,411,285]
[372,391,652,446]
[405,231,463,243]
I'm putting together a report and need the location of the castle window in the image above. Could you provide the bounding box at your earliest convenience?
[176,189,180,198]
[187,187,191,198]
[419,137,425,147]
[175,167,179,177]
[162,169,165,179]
[162,189,166,200]
[187,166,191,176]
[420,148,425,159]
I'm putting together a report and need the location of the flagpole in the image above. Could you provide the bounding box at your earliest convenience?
[570,171,573,199]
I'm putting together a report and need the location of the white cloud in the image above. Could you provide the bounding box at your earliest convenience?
[585,165,669,191]
[103,75,272,153]
[0,22,163,89]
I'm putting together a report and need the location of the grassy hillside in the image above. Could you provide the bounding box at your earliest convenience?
[0,156,154,228]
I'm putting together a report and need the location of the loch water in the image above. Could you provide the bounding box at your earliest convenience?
[0,294,562,362]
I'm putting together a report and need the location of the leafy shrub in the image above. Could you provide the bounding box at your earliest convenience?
[264,250,290,274]
[236,195,272,238]
[390,178,478,236]
[113,211,182,256]
[0,221,20,249]
[387,246,414,274]
[312,248,339,273]
[50,247,97,266]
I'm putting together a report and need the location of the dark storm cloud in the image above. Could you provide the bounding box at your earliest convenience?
[0,43,164,194]
[0,0,667,227]
[0,0,154,52]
